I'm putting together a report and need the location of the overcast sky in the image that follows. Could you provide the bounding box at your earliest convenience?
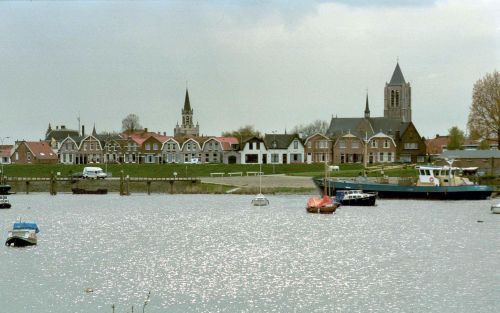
[0,0,498,144]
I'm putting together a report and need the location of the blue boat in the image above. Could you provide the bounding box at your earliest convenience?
[314,165,493,200]
[5,222,40,247]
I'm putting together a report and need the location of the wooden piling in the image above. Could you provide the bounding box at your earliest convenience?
[147,181,151,195]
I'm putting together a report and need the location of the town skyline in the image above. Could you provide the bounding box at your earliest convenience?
[1,0,498,144]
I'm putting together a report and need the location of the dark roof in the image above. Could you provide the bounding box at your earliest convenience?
[263,134,300,149]
[327,116,410,139]
[183,88,191,112]
[389,62,406,85]
[45,129,79,141]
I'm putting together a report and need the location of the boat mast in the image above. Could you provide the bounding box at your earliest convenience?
[324,160,328,196]
[259,163,262,194]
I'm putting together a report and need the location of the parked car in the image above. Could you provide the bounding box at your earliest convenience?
[82,167,107,179]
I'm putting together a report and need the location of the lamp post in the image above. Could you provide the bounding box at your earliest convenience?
[271,130,277,174]
[0,136,10,184]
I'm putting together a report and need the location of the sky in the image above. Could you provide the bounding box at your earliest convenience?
[0,0,498,144]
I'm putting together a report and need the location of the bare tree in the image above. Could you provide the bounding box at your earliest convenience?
[122,114,142,133]
[291,120,329,138]
[467,70,500,145]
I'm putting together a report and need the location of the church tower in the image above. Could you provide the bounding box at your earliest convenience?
[174,88,200,137]
[384,62,411,122]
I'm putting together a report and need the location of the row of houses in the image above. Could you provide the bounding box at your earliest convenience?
[2,126,423,166]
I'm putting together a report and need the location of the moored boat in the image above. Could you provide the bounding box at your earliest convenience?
[0,184,11,195]
[0,195,11,209]
[491,203,500,214]
[306,195,340,214]
[5,222,40,247]
[252,193,269,206]
[72,188,108,195]
[335,190,377,206]
[314,165,493,200]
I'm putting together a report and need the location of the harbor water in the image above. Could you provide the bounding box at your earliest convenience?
[0,194,498,312]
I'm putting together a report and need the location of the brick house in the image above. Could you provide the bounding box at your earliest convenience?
[11,141,58,164]
[0,145,13,165]
[304,133,333,164]
[366,132,397,163]
[333,133,365,164]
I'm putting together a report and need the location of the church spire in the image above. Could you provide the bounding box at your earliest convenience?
[389,62,406,85]
[183,88,191,112]
[92,124,97,136]
[364,92,370,119]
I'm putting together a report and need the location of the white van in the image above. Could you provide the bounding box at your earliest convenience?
[82,167,107,179]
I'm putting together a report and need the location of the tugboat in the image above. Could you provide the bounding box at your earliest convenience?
[335,190,377,206]
[0,195,11,209]
[314,161,493,200]
[5,221,40,247]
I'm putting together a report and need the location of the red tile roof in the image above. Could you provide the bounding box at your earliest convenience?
[215,137,239,150]
[24,141,58,159]
[0,145,13,158]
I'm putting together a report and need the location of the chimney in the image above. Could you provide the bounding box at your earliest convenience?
[82,125,85,137]
[144,128,148,133]
[163,132,166,136]
[56,126,59,130]
[61,125,66,129]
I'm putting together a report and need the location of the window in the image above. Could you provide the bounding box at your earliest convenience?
[417,156,425,163]
[384,140,390,148]
[145,144,151,151]
[388,152,392,162]
[90,143,94,150]
[307,142,312,148]
[153,143,158,150]
[379,152,384,162]
[293,141,298,149]
[249,142,253,150]
[271,154,279,163]
[339,140,346,149]
[256,142,260,150]
[371,140,377,148]
[352,141,359,149]
[84,143,87,151]
[404,143,418,150]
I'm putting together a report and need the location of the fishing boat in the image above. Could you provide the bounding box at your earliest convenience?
[251,164,269,206]
[0,195,11,209]
[306,195,340,214]
[335,190,377,206]
[5,221,40,247]
[314,162,493,200]
[72,188,108,195]
[0,184,11,195]
[491,203,500,214]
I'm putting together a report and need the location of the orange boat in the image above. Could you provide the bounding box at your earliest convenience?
[306,195,339,214]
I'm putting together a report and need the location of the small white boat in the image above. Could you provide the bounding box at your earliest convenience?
[252,164,269,206]
[0,195,11,209]
[5,222,40,247]
[491,203,500,214]
[252,193,269,206]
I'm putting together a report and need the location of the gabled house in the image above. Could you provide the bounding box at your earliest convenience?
[240,137,267,164]
[125,129,169,163]
[45,124,79,151]
[333,133,364,164]
[179,137,204,163]
[11,141,58,164]
[58,136,80,164]
[263,133,304,164]
[304,133,332,164]
[367,132,397,163]
[162,138,181,163]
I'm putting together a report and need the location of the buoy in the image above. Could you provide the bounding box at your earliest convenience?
[85,288,94,293]
[477,220,484,223]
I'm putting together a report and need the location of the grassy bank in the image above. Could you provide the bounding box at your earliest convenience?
[2,163,414,178]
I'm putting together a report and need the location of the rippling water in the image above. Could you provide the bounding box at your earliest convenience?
[0,194,498,312]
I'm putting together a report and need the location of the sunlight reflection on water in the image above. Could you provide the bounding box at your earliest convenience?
[0,194,498,312]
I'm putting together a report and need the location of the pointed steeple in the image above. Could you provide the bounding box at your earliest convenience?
[389,62,406,85]
[183,88,191,112]
[364,92,370,118]
[92,124,97,136]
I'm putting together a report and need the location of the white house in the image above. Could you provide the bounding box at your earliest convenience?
[264,133,304,164]
[240,137,267,164]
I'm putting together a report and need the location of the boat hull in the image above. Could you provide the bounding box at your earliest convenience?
[339,195,377,206]
[0,203,11,209]
[306,203,339,214]
[72,188,108,195]
[314,178,493,200]
[5,237,37,247]
[491,205,500,214]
